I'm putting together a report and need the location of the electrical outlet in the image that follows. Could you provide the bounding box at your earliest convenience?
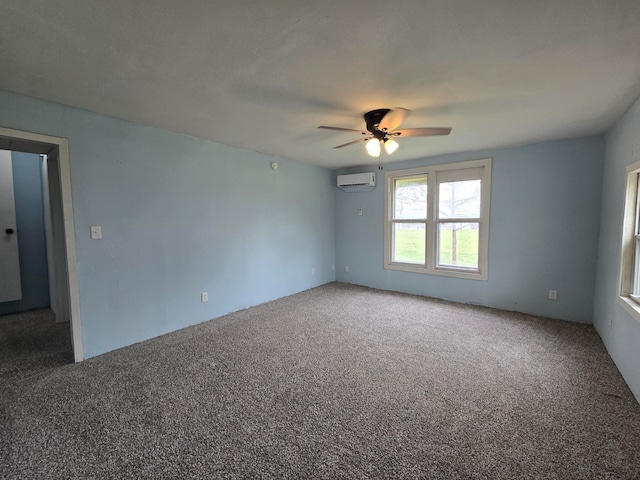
[358,208,363,216]
[90,226,102,239]
[548,290,557,300]
[345,265,349,272]
[201,292,208,302]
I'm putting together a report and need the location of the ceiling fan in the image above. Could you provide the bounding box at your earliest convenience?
[318,108,451,157]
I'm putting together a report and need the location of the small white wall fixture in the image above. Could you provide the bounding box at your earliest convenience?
[0,127,83,362]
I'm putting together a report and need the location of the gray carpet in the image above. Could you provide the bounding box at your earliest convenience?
[1,283,639,479]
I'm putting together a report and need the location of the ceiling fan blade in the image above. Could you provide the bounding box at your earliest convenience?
[392,127,452,137]
[334,138,369,149]
[379,108,410,132]
[319,126,367,134]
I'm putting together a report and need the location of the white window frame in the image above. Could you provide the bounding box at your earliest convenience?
[384,158,491,281]
[617,159,640,323]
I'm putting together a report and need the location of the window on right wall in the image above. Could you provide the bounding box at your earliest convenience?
[384,158,491,280]
[618,159,640,322]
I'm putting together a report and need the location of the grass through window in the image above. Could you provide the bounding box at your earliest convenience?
[394,229,478,267]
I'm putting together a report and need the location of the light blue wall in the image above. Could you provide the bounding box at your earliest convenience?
[0,90,335,358]
[593,96,640,400]
[335,136,604,323]
[0,152,49,315]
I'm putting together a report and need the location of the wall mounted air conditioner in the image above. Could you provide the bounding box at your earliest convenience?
[337,172,376,192]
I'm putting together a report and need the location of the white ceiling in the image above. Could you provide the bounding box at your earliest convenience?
[1,1,639,169]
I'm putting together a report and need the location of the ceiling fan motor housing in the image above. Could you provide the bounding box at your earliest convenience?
[364,109,391,133]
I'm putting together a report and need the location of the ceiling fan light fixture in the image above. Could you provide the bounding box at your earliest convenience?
[366,138,381,157]
[384,138,399,155]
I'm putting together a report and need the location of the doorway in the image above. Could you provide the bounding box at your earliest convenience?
[0,151,50,312]
[0,127,82,361]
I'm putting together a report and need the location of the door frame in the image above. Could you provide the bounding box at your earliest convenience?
[0,127,83,361]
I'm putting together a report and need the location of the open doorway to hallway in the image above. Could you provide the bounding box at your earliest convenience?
[1,151,50,313]
[0,149,73,364]
[0,128,82,362]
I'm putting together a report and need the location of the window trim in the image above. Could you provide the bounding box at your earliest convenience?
[384,158,491,281]
[617,159,640,324]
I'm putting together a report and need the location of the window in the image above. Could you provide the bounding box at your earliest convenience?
[617,160,640,322]
[384,158,491,280]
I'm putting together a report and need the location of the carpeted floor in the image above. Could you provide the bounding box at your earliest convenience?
[1,282,639,479]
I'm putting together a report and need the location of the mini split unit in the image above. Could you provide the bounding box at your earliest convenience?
[337,172,376,192]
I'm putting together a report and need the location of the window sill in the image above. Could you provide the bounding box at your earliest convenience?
[616,295,640,325]
[385,262,487,281]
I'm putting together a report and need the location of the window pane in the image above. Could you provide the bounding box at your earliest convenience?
[437,223,479,269]
[633,236,640,296]
[392,223,425,264]
[439,180,481,219]
[394,176,427,220]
